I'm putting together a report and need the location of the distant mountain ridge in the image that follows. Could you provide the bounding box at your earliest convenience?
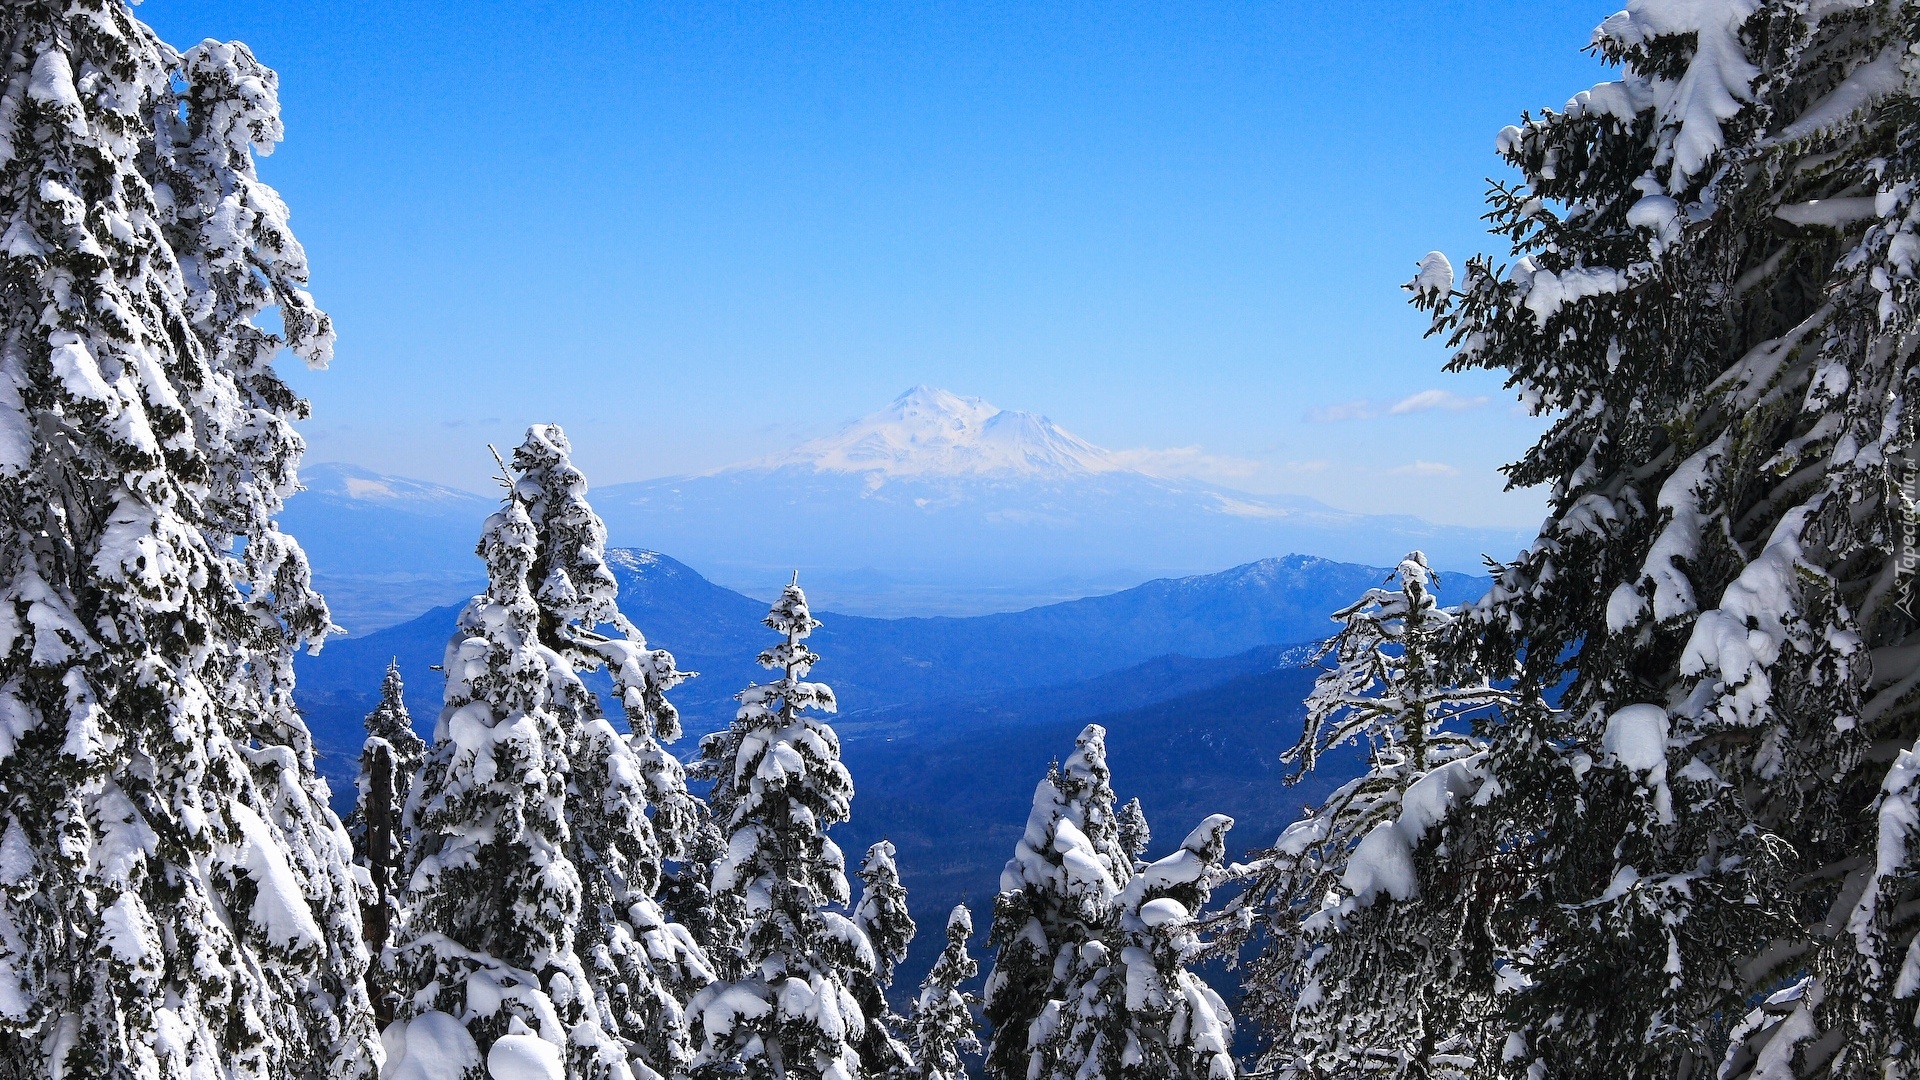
[588,387,1527,610]
[295,548,1489,786]
[280,463,491,633]
[283,388,1527,627]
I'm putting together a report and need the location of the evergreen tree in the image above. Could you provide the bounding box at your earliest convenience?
[852,841,916,1077]
[348,660,424,1014]
[906,906,980,1080]
[1261,1,1920,1075]
[1116,797,1151,869]
[982,724,1132,1079]
[985,726,1236,1079]
[511,425,714,1076]
[687,579,876,1080]
[1222,555,1507,1077]
[389,426,710,1080]
[0,6,377,1076]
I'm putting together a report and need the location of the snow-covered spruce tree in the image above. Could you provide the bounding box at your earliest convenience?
[851,841,916,1077]
[1219,554,1507,1077]
[511,424,713,1076]
[985,726,1237,1079]
[982,724,1132,1079]
[905,906,980,1080]
[1396,1,1920,1073]
[1037,814,1239,1080]
[348,660,424,1009]
[1116,797,1151,870]
[389,428,711,1079]
[0,5,379,1077]
[687,579,879,1080]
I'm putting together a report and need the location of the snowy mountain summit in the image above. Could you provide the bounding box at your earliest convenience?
[747,386,1122,480]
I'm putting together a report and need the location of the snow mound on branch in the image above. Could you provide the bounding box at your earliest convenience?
[229,803,323,953]
[1596,0,1761,187]
[1604,704,1674,824]
[1341,755,1486,907]
[487,1032,564,1080]
[382,1013,481,1080]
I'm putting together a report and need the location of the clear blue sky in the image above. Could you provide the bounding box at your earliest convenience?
[143,1,1612,529]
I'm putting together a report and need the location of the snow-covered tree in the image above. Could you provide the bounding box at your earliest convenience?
[986,725,1236,1079]
[1116,797,1151,869]
[851,841,916,1077]
[905,906,980,1080]
[349,660,425,1011]
[1309,1,1920,1074]
[512,425,714,1075]
[687,579,878,1080]
[1220,555,1506,1077]
[389,426,710,1080]
[983,724,1132,1079]
[0,5,378,1076]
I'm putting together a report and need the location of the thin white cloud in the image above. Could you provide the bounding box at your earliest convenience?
[1389,460,1461,477]
[1389,389,1489,415]
[1110,445,1264,482]
[1306,400,1377,423]
[1283,459,1330,474]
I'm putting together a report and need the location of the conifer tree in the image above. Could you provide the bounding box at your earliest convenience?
[688,579,877,1079]
[1041,814,1237,1080]
[906,906,980,1080]
[1262,1,1920,1075]
[511,425,713,1076]
[0,5,377,1076]
[852,841,916,1077]
[986,725,1235,1079]
[1116,797,1151,870]
[389,426,710,1079]
[349,661,424,1011]
[982,724,1132,1079]
[1222,555,1506,1077]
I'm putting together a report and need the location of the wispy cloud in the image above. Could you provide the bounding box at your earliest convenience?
[1306,400,1376,423]
[1389,389,1489,415]
[1389,460,1461,477]
[1283,459,1330,474]
[1110,445,1264,482]
[1309,389,1491,422]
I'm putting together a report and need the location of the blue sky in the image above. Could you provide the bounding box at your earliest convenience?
[144,1,1611,528]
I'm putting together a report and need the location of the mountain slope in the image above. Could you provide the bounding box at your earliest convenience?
[281,463,492,633]
[832,654,1364,1007]
[295,548,1486,788]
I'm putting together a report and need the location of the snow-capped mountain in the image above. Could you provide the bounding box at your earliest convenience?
[747,386,1123,479]
[588,387,1528,611]
[282,389,1527,625]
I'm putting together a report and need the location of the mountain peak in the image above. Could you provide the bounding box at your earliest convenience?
[742,387,1124,480]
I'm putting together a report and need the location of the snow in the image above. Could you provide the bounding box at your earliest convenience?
[487,1032,564,1080]
[1341,755,1486,907]
[1679,505,1812,728]
[743,386,1125,480]
[1510,257,1633,326]
[1597,0,1760,187]
[1776,48,1906,143]
[1411,251,1454,297]
[27,52,86,137]
[1603,704,1673,824]
[1774,197,1880,229]
[383,1013,482,1080]
[230,803,324,953]
[1602,705,1668,774]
